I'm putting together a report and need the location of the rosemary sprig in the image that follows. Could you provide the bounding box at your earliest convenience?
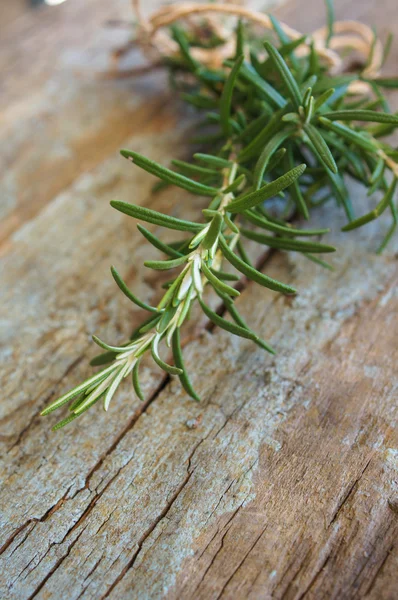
[42,7,398,429]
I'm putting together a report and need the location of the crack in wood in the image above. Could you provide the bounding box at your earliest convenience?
[26,523,90,600]
[100,467,195,598]
[214,524,268,599]
[0,485,73,558]
[75,554,104,600]
[328,456,373,528]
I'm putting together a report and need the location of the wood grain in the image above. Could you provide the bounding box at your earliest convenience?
[0,0,397,599]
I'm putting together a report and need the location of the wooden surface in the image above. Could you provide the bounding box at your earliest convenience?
[1,0,397,598]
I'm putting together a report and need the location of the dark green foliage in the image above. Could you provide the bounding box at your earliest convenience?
[42,13,398,429]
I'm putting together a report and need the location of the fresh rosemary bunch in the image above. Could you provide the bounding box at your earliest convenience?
[41,7,398,429]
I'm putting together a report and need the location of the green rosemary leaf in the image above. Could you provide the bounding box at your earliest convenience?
[144,254,188,271]
[235,19,244,58]
[130,314,159,340]
[236,112,270,143]
[237,106,289,162]
[264,41,302,109]
[303,123,338,173]
[205,111,242,134]
[286,147,310,219]
[151,180,169,194]
[305,96,315,122]
[236,109,247,129]
[381,32,393,66]
[367,171,386,196]
[253,130,293,190]
[90,351,117,366]
[240,228,336,253]
[73,389,107,416]
[207,194,222,211]
[268,148,287,171]
[302,87,312,108]
[70,392,90,412]
[91,335,130,353]
[191,132,224,145]
[120,150,219,196]
[314,74,355,94]
[342,177,397,231]
[137,224,183,259]
[282,112,300,124]
[324,0,335,46]
[377,199,397,253]
[69,390,106,419]
[326,168,354,221]
[215,290,275,354]
[220,54,244,136]
[377,220,397,254]
[172,329,200,402]
[304,253,334,270]
[269,14,300,72]
[370,157,385,184]
[103,363,129,411]
[132,360,145,401]
[223,174,245,194]
[308,42,320,77]
[373,77,398,89]
[40,363,119,415]
[323,110,398,124]
[157,267,188,310]
[210,268,239,281]
[236,239,253,266]
[151,335,183,375]
[243,208,328,236]
[171,25,200,71]
[198,297,258,342]
[52,412,82,431]
[157,306,177,334]
[228,60,286,108]
[228,164,306,213]
[367,122,397,138]
[223,213,239,234]
[262,37,308,76]
[219,236,296,295]
[181,92,218,109]
[110,201,203,233]
[302,75,319,90]
[314,88,335,111]
[111,265,159,312]
[193,153,232,168]
[171,159,219,178]
[202,209,218,220]
[278,35,308,56]
[139,315,161,334]
[196,67,226,84]
[385,149,398,161]
[202,213,223,250]
[318,118,378,152]
[177,285,193,327]
[202,262,240,297]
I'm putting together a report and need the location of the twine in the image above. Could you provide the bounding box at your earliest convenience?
[112,0,385,93]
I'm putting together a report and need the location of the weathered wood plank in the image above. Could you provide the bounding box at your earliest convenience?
[0,0,166,245]
[1,0,397,599]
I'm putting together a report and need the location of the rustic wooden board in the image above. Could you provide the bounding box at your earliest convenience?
[0,0,397,599]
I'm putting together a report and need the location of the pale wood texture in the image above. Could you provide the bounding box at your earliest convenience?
[1,0,397,599]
